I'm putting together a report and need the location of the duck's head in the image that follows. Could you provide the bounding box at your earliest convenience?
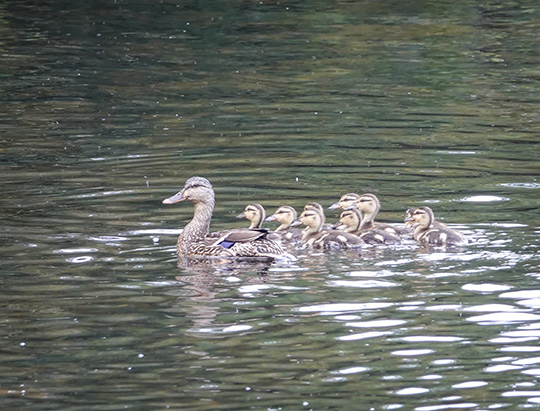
[162,176,214,205]
[304,202,325,215]
[405,206,434,228]
[265,206,297,228]
[329,193,360,211]
[338,208,362,232]
[236,203,266,229]
[404,208,416,227]
[354,193,380,214]
[299,207,325,233]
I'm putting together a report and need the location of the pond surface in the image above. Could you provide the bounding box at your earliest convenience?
[1,0,540,409]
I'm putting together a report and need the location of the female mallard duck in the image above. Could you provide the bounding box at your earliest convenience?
[405,206,465,246]
[337,208,401,245]
[236,203,266,229]
[298,206,364,249]
[328,193,360,211]
[264,206,303,243]
[352,193,411,237]
[162,176,294,260]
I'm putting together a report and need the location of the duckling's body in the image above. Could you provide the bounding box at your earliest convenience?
[354,194,411,238]
[162,177,293,260]
[338,208,401,245]
[299,207,364,249]
[265,206,303,244]
[406,206,465,246]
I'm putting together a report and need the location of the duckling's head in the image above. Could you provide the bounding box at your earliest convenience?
[299,208,325,233]
[406,206,434,228]
[237,203,266,229]
[355,193,380,214]
[265,206,297,229]
[339,208,362,232]
[162,176,214,205]
[329,193,360,211]
[404,208,416,227]
[304,202,325,215]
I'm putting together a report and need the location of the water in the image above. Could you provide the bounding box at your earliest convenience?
[1,0,539,409]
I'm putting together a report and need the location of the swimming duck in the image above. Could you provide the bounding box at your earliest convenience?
[352,193,411,237]
[329,193,360,211]
[236,203,266,229]
[405,206,465,246]
[337,208,401,245]
[298,206,364,249]
[162,176,293,260]
[304,202,335,230]
[264,206,303,243]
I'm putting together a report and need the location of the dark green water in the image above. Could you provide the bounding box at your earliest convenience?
[1,0,539,409]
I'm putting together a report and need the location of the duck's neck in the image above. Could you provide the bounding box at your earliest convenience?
[413,215,433,240]
[360,207,377,230]
[178,198,214,253]
[249,214,264,229]
[276,222,290,231]
[346,217,362,233]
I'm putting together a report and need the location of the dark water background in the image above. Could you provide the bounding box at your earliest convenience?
[1,0,539,409]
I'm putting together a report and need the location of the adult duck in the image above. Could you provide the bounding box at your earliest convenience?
[162,176,293,260]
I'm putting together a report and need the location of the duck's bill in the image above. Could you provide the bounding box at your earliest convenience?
[162,191,186,204]
[264,215,277,222]
[328,202,341,210]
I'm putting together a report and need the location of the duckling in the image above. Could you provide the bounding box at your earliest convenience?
[162,176,294,260]
[405,206,465,246]
[329,193,360,211]
[304,202,334,230]
[404,207,445,230]
[299,207,364,249]
[338,208,401,245]
[353,193,411,237]
[236,203,266,229]
[264,206,303,243]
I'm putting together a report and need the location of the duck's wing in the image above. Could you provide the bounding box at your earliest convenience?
[209,229,269,248]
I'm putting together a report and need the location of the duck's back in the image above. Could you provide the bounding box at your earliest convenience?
[305,230,364,249]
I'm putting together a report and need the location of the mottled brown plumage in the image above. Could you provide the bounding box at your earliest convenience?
[162,177,294,260]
